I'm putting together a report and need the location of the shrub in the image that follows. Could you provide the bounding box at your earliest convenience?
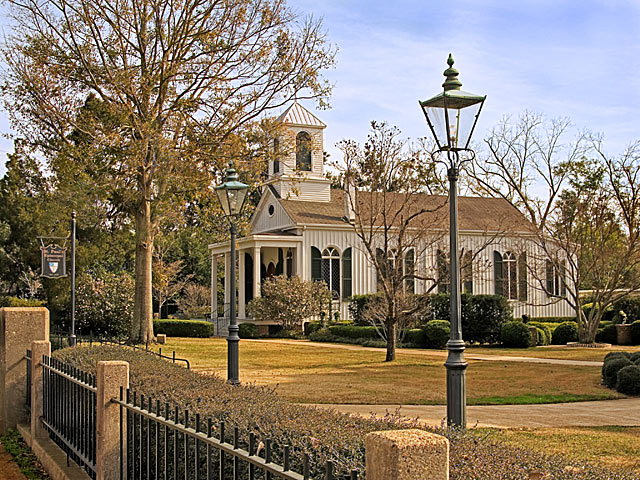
[424,320,450,349]
[425,294,511,344]
[304,322,324,336]
[595,323,618,345]
[247,276,331,331]
[238,323,258,339]
[54,346,638,480]
[0,296,45,307]
[529,323,552,345]
[500,321,531,348]
[603,357,633,388]
[631,320,640,345]
[308,327,337,343]
[551,322,578,345]
[534,327,549,346]
[347,294,377,326]
[615,365,640,395]
[327,325,378,340]
[404,328,425,347]
[76,270,134,338]
[602,352,632,377]
[153,319,213,338]
[613,297,640,323]
[630,351,640,363]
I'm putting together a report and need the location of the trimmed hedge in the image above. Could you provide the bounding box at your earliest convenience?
[595,323,618,345]
[631,321,640,345]
[500,321,531,348]
[238,323,258,339]
[424,320,450,349]
[0,296,45,307]
[54,346,638,479]
[404,328,426,347]
[153,319,214,338]
[603,357,633,389]
[616,365,640,395]
[304,321,324,336]
[551,322,578,345]
[327,325,378,340]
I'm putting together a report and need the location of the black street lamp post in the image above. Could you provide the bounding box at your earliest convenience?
[214,162,250,385]
[419,54,486,427]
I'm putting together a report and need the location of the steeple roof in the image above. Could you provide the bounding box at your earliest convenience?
[277,101,326,128]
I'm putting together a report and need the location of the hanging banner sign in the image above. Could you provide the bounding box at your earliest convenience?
[41,244,67,278]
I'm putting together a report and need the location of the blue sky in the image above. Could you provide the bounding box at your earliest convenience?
[0,0,638,176]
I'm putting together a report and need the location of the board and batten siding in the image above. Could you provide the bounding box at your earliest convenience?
[251,191,295,234]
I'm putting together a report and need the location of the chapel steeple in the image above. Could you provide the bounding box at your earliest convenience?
[268,101,331,202]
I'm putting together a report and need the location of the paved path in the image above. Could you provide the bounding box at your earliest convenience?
[308,398,640,428]
[249,339,603,366]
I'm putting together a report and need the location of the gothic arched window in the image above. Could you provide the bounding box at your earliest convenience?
[503,251,518,300]
[296,131,312,171]
[322,247,340,298]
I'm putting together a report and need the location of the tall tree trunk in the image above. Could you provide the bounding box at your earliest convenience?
[385,318,396,362]
[130,198,156,343]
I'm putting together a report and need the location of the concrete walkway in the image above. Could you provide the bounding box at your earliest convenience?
[308,398,640,428]
[250,339,604,367]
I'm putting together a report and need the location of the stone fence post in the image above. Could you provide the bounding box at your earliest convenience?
[366,429,449,480]
[0,307,49,434]
[30,340,51,440]
[96,360,129,480]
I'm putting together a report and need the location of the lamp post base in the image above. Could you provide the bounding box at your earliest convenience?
[444,339,468,427]
[227,324,240,385]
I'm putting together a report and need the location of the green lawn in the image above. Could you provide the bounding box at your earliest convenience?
[153,337,623,405]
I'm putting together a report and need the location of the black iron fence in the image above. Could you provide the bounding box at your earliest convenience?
[114,388,360,480]
[41,354,97,479]
[50,331,190,369]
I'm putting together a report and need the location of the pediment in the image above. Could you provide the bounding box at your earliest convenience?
[250,187,295,234]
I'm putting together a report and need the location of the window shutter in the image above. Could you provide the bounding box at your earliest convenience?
[311,247,322,281]
[518,252,528,301]
[545,260,554,295]
[560,260,567,297]
[342,248,352,299]
[437,249,449,294]
[463,250,473,294]
[405,249,415,294]
[493,251,503,296]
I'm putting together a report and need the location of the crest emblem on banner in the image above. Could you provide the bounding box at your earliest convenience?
[41,244,67,278]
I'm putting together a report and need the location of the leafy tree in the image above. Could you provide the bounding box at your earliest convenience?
[247,275,331,331]
[2,0,335,342]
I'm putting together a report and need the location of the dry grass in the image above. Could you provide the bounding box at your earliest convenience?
[480,426,640,475]
[156,338,623,405]
[466,345,639,362]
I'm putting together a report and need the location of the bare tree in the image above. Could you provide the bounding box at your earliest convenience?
[2,0,335,342]
[469,112,640,342]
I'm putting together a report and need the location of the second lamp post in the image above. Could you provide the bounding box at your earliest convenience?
[214,161,250,385]
[419,54,486,427]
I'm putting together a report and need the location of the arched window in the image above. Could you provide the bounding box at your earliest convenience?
[545,258,566,297]
[494,251,503,295]
[322,247,340,297]
[296,131,312,171]
[503,251,517,300]
[273,138,280,174]
[342,248,352,299]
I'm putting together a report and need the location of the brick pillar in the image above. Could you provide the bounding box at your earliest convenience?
[30,340,51,440]
[0,307,49,434]
[365,429,449,480]
[96,361,129,480]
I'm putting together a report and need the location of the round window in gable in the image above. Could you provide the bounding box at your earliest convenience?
[268,204,275,216]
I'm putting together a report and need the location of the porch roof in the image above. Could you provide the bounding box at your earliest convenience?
[208,232,302,255]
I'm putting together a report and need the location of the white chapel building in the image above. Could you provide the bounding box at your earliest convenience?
[208,102,573,334]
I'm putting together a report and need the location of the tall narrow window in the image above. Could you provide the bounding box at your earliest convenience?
[342,248,352,299]
[405,249,415,294]
[462,250,473,294]
[311,247,322,282]
[546,259,566,297]
[518,252,528,301]
[322,247,340,297]
[503,252,517,299]
[273,138,280,174]
[494,251,503,296]
[296,132,312,171]
[437,249,449,294]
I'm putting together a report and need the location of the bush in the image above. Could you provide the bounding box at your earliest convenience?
[551,322,578,345]
[630,351,640,363]
[631,321,640,345]
[0,296,45,307]
[500,321,531,348]
[76,270,134,337]
[238,323,258,339]
[534,327,549,346]
[404,328,425,347]
[602,357,633,388]
[613,297,640,323]
[595,323,618,344]
[53,346,638,480]
[327,325,378,340]
[602,352,632,378]
[423,320,450,349]
[153,319,213,338]
[247,276,331,331]
[615,365,640,395]
[347,294,377,326]
[308,327,337,343]
[529,322,552,345]
[304,321,324,336]
[425,294,512,344]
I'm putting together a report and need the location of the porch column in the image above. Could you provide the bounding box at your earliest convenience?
[296,244,303,278]
[211,254,218,319]
[253,246,261,298]
[224,252,231,318]
[238,249,246,319]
